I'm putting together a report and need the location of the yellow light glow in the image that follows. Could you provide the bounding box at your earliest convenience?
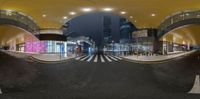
[82,8,93,12]
[103,8,113,12]
[69,12,76,15]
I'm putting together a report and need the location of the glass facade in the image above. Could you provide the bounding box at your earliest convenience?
[103,16,112,44]
[16,43,25,52]
[130,29,158,55]
[119,18,135,44]
[25,41,70,53]
[103,43,131,56]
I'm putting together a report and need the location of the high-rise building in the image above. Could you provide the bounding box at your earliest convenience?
[63,13,136,48]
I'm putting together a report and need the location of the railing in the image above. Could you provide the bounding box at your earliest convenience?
[0,10,39,35]
[158,10,200,36]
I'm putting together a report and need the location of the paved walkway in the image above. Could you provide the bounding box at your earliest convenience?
[1,50,75,62]
[2,50,197,62]
[1,50,37,58]
[122,50,196,62]
[31,54,75,62]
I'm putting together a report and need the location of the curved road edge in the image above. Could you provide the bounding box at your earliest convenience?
[121,50,197,64]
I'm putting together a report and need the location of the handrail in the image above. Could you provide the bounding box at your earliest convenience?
[0,10,39,35]
[158,10,200,35]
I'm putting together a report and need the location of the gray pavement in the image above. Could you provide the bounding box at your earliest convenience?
[0,51,200,99]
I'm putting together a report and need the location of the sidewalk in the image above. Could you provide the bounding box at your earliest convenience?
[31,54,75,62]
[1,50,75,62]
[122,50,196,62]
[1,50,38,58]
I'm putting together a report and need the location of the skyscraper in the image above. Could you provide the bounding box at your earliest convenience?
[63,13,136,48]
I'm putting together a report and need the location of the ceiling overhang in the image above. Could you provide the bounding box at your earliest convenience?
[0,0,199,29]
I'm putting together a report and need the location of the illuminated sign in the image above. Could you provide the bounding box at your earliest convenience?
[132,30,148,38]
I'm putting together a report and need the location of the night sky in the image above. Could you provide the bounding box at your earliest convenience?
[63,13,134,46]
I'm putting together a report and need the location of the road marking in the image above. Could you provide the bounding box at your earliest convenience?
[87,55,94,62]
[0,88,2,94]
[113,56,122,60]
[75,55,86,60]
[108,55,118,61]
[80,55,90,61]
[188,75,200,94]
[94,55,98,62]
[105,55,112,62]
[76,54,121,63]
[100,55,105,62]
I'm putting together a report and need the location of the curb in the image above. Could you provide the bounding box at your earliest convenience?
[122,57,179,64]
[122,51,196,64]
[27,56,75,64]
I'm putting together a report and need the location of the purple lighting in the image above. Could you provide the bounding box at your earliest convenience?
[25,41,47,53]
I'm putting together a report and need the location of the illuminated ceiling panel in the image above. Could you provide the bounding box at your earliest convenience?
[0,0,199,29]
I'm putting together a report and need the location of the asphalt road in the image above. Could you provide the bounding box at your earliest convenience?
[0,51,200,99]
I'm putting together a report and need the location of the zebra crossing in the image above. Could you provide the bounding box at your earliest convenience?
[75,54,122,63]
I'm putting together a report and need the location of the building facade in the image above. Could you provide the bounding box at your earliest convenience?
[131,28,158,55]
[63,12,136,53]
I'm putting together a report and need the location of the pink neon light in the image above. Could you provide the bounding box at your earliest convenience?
[25,41,47,53]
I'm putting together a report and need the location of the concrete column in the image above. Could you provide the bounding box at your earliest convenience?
[9,40,16,51]
[172,42,174,52]
[162,43,164,55]
[64,42,68,57]
[162,42,168,55]
[187,42,190,51]
[166,42,169,55]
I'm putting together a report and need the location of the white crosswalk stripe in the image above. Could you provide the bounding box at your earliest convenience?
[80,55,90,61]
[94,55,98,62]
[87,55,94,62]
[108,55,118,61]
[113,56,122,60]
[75,55,86,60]
[75,54,122,63]
[100,55,105,62]
[105,55,112,62]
